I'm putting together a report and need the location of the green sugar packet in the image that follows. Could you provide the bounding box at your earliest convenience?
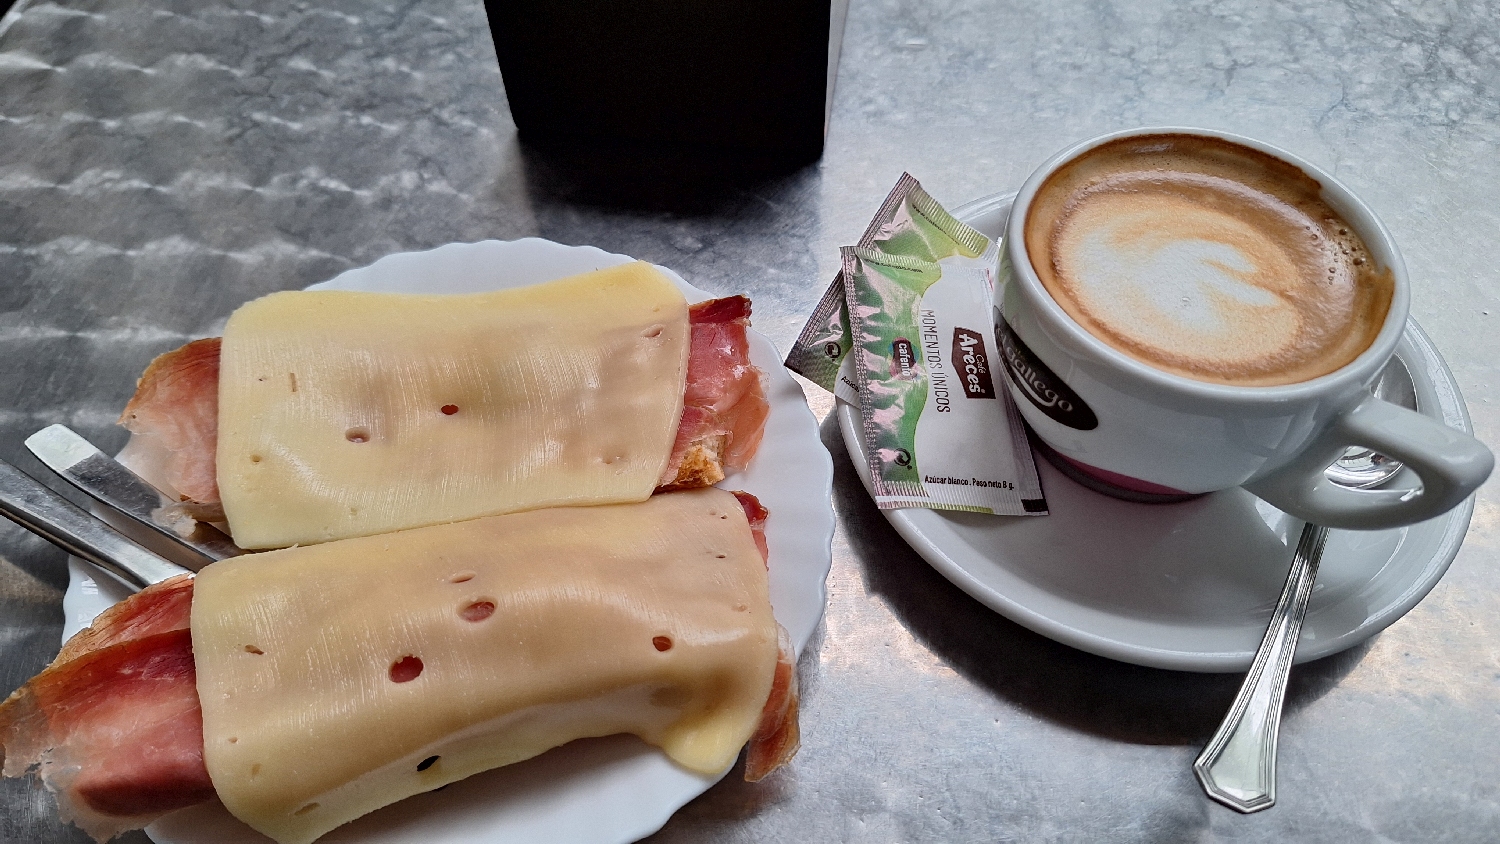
[786,173,993,402]
[843,246,1047,515]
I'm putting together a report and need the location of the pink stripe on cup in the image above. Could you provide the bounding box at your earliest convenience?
[1053,452,1193,497]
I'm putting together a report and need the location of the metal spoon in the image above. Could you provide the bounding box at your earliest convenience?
[1193,356,1415,812]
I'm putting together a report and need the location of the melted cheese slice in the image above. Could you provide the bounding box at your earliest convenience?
[216,261,690,549]
[193,488,777,844]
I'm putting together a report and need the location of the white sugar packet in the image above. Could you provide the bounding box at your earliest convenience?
[841,246,1046,515]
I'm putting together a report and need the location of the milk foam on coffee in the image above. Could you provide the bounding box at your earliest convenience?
[1025,135,1395,387]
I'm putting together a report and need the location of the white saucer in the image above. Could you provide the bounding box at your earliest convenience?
[62,239,835,844]
[836,191,1477,673]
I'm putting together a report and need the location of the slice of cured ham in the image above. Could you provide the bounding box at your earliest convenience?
[659,296,771,490]
[0,576,213,843]
[117,338,222,508]
[0,494,796,844]
[728,489,798,781]
[745,625,801,782]
[117,294,768,543]
[53,572,194,664]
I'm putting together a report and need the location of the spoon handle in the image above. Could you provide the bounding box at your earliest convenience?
[1194,521,1329,813]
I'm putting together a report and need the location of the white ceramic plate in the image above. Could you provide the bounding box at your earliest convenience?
[61,239,835,843]
[836,191,1476,673]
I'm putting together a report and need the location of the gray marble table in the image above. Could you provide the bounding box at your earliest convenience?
[2,1,1497,842]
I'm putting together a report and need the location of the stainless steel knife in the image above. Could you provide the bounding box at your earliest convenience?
[24,424,242,567]
[0,457,191,590]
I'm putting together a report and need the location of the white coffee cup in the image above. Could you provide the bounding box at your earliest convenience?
[997,126,1492,529]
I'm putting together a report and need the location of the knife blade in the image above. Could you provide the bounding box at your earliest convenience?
[24,424,243,567]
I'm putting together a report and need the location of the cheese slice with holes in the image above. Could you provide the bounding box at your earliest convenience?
[216,261,690,549]
[192,488,777,844]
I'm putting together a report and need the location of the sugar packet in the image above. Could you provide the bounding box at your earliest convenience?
[785,173,993,403]
[842,245,1047,515]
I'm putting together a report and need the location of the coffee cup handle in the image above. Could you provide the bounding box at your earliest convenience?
[1244,396,1493,530]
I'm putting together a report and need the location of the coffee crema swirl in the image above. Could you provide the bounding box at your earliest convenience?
[1025,134,1394,387]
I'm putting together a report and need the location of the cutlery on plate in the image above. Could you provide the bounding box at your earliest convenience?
[0,457,191,590]
[24,423,241,567]
[1194,357,1416,812]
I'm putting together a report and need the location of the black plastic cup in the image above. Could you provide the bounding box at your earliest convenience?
[485,0,848,165]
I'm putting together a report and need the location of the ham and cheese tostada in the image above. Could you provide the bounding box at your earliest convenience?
[117,261,770,549]
[0,488,800,844]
